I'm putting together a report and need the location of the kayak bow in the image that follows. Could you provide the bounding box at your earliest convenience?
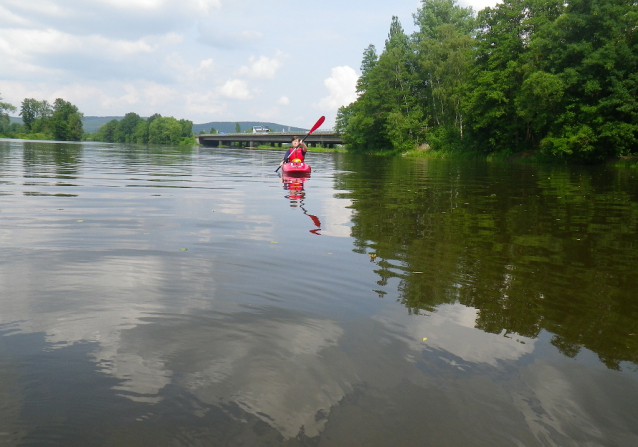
[281,161,311,174]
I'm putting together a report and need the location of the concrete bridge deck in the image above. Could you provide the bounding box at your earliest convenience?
[197,130,342,148]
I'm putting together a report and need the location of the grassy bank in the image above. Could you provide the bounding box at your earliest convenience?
[0,132,54,140]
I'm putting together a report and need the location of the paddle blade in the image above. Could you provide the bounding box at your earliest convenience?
[308,214,321,228]
[307,116,325,135]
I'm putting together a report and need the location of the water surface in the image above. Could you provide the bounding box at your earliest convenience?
[1,140,637,446]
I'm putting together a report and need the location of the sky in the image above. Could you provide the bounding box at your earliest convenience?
[0,0,499,129]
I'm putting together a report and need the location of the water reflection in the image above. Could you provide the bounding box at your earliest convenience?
[280,173,322,235]
[336,155,638,371]
[1,140,638,445]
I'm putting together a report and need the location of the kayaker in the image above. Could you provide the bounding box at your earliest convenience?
[279,136,307,169]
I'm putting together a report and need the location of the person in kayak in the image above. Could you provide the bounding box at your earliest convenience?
[279,136,307,169]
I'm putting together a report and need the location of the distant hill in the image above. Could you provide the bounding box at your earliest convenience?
[8,115,120,133]
[192,121,308,134]
[81,117,308,134]
[82,116,124,133]
[8,116,308,134]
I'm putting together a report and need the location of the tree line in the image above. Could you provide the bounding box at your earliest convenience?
[0,95,195,145]
[336,0,638,162]
[1,96,84,141]
[88,112,195,145]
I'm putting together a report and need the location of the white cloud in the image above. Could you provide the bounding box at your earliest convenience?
[143,82,177,106]
[218,79,252,100]
[0,0,464,127]
[375,303,536,367]
[163,54,216,83]
[238,52,286,79]
[98,84,140,108]
[0,5,33,26]
[184,91,227,117]
[315,65,358,112]
[253,106,280,121]
[0,28,162,62]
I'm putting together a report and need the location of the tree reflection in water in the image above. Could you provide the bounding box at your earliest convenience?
[336,154,638,370]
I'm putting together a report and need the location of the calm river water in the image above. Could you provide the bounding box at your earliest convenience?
[1,139,638,446]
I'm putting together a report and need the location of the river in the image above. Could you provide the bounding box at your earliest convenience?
[1,139,637,446]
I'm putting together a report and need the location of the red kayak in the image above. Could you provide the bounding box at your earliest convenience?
[281,161,311,175]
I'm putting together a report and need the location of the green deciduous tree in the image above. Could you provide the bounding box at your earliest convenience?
[466,0,638,160]
[132,120,149,143]
[91,113,192,145]
[148,116,183,145]
[466,0,532,153]
[0,93,17,134]
[50,98,83,141]
[20,98,54,134]
[337,17,424,152]
[20,98,38,133]
[113,112,144,143]
[93,119,118,142]
[531,0,638,160]
[413,0,475,148]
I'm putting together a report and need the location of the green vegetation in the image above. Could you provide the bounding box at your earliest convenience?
[336,0,638,163]
[0,95,84,141]
[0,94,17,135]
[1,95,195,145]
[89,112,196,145]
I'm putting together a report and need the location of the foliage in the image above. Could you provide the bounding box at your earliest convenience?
[0,93,17,135]
[90,113,195,145]
[20,98,53,134]
[337,17,426,153]
[5,95,195,146]
[341,0,638,161]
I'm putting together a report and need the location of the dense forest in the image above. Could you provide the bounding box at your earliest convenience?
[336,0,638,162]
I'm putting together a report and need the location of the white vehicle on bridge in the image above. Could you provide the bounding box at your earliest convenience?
[252,126,270,133]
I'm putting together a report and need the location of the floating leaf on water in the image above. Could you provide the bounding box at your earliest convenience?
[181,248,187,251]
[422,337,428,342]
[77,220,84,222]
[270,241,277,244]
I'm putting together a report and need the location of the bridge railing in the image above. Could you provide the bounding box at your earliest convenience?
[203,129,335,136]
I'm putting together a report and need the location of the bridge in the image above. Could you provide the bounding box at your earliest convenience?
[197,130,343,148]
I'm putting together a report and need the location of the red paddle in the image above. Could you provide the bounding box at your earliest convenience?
[300,116,325,143]
[276,116,325,172]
